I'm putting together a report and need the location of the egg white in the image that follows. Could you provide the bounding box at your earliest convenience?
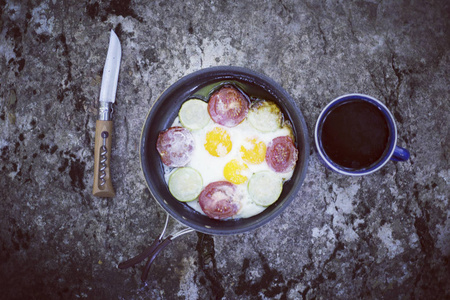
[164,115,295,219]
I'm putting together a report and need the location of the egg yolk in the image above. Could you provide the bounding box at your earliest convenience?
[240,138,267,164]
[204,127,232,157]
[224,159,249,184]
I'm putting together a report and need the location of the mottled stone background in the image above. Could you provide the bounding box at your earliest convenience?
[1,0,449,299]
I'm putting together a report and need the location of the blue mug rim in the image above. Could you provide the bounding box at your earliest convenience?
[314,94,398,176]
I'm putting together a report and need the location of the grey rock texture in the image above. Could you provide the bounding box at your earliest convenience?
[1,0,449,299]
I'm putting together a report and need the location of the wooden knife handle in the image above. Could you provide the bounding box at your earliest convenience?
[93,120,115,197]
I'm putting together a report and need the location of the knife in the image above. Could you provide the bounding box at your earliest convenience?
[93,30,121,197]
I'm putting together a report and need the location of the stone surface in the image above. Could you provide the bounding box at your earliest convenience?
[1,0,449,299]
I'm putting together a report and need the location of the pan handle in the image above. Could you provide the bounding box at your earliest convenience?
[118,214,171,269]
[141,237,173,281]
[141,225,195,281]
[118,238,160,269]
[117,214,195,281]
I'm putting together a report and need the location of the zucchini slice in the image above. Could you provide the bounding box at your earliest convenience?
[248,171,283,206]
[179,99,211,130]
[247,100,282,132]
[168,167,203,202]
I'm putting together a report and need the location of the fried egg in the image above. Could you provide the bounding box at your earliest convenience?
[164,110,295,219]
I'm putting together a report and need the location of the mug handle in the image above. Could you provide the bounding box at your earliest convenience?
[391,146,410,161]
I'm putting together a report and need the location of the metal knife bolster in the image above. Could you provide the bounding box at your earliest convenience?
[98,101,114,121]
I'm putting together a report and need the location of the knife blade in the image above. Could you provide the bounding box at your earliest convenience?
[93,30,121,197]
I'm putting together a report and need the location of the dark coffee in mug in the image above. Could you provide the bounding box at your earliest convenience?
[320,99,389,170]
